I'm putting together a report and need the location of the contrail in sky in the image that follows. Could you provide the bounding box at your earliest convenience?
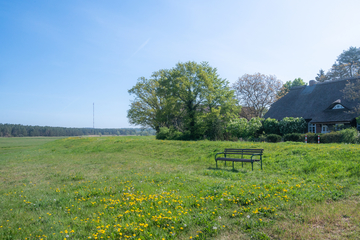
[130,38,151,58]
[60,97,81,112]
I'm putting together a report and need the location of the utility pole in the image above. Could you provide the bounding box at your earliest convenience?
[93,103,95,130]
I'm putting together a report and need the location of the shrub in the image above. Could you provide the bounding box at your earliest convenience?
[156,127,170,140]
[301,133,317,143]
[300,129,359,144]
[258,134,267,142]
[284,133,302,142]
[320,131,342,143]
[340,128,358,143]
[247,117,263,138]
[156,127,191,140]
[279,117,307,135]
[226,118,248,138]
[266,134,282,143]
[263,118,280,135]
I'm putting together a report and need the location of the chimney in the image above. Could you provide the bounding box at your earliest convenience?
[309,80,316,86]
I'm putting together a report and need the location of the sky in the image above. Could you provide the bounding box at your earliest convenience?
[1,0,360,128]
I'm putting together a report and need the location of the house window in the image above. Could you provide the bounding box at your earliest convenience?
[332,104,344,109]
[335,124,345,131]
[321,125,329,133]
[309,123,316,133]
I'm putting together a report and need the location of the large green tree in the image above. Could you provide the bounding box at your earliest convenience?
[127,61,239,139]
[127,71,181,132]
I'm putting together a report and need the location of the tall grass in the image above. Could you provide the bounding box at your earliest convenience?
[0,136,359,239]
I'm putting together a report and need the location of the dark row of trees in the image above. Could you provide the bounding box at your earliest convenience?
[0,124,155,137]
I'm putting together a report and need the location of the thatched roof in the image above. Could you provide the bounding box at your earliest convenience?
[264,77,360,123]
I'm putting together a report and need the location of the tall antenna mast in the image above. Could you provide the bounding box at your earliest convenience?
[93,103,94,129]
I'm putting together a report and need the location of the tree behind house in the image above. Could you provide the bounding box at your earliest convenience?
[233,73,282,118]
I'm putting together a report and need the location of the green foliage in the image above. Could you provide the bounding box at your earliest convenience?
[299,129,359,144]
[320,132,342,143]
[292,78,307,87]
[127,73,179,132]
[155,127,190,140]
[263,118,280,135]
[342,79,360,114]
[322,46,360,80]
[226,117,263,139]
[277,78,306,99]
[340,128,358,144]
[0,123,147,137]
[301,133,318,143]
[247,117,263,137]
[205,117,225,141]
[155,127,170,140]
[128,61,239,140]
[283,133,302,142]
[266,134,282,143]
[315,69,327,82]
[279,117,307,135]
[226,118,248,138]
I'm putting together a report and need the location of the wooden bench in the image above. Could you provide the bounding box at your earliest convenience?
[215,149,264,170]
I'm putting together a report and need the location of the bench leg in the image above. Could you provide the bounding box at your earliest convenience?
[251,162,253,171]
[261,159,262,170]
[216,160,218,169]
[242,162,243,168]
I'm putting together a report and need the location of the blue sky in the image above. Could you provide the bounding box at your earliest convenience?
[1,0,360,128]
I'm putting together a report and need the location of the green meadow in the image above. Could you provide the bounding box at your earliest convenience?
[0,136,359,239]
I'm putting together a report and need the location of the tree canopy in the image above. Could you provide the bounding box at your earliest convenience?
[342,79,360,114]
[233,73,282,118]
[128,61,239,140]
[277,77,307,99]
[316,46,360,81]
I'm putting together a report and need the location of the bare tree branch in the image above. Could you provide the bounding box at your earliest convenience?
[233,73,282,118]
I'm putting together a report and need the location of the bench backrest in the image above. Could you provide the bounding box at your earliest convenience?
[224,149,263,155]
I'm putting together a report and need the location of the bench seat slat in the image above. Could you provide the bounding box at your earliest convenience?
[216,157,260,162]
[224,152,262,154]
[224,149,263,153]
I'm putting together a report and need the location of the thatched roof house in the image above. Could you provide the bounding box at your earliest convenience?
[264,77,360,133]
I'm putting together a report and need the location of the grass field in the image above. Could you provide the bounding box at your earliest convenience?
[0,136,359,239]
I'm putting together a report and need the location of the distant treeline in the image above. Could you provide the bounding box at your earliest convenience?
[0,124,155,137]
